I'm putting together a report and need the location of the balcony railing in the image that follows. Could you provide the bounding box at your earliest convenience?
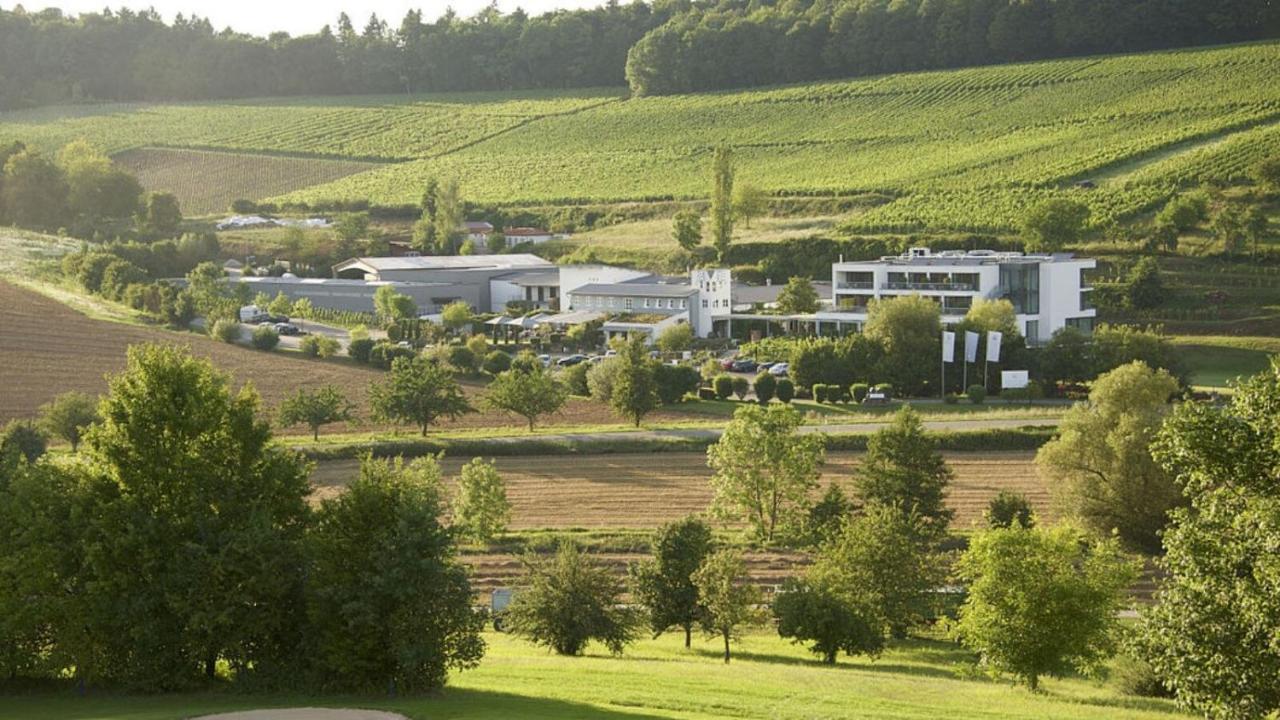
[836,281,875,291]
[881,282,979,292]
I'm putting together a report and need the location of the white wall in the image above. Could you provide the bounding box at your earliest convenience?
[691,268,732,337]
[560,265,651,309]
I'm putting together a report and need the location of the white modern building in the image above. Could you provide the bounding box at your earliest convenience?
[562,268,732,339]
[826,247,1095,343]
[332,254,554,313]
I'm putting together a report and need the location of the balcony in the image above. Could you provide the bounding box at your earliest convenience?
[881,281,979,292]
[836,281,875,291]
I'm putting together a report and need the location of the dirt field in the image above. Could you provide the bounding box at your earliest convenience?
[311,451,1048,531]
[0,281,690,431]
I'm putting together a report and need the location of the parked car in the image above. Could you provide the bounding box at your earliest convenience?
[538,354,552,368]
[731,359,759,373]
[557,354,589,367]
[757,361,776,371]
[273,323,302,336]
[863,391,890,405]
[720,357,737,371]
[769,362,789,377]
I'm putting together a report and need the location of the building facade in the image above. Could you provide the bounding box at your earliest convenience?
[829,248,1095,342]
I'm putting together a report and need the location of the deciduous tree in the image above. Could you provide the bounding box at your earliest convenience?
[672,209,702,251]
[277,385,353,441]
[451,457,511,543]
[855,407,954,538]
[629,516,714,648]
[370,355,473,436]
[776,276,819,314]
[694,549,760,663]
[1022,198,1089,252]
[484,363,567,431]
[38,391,99,452]
[709,147,734,262]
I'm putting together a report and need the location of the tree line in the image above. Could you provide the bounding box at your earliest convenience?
[2,0,1275,110]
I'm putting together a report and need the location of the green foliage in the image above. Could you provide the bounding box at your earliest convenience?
[731,375,749,400]
[446,345,479,375]
[251,324,280,350]
[713,373,734,400]
[752,372,776,403]
[1140,362,1280,719]
[1036,361,1182,553]
[370,355,474,436]
[775,377,795,403]
[484,365,568,431]
[952,525,1138,691]
[507,542,641,656]
[654,363,701,405]
[865,296,940,397]
[482,350,512,375]
[37,391,98,452]
[966,384,986,404]
[733,183,768,228]
[308,455,483,693]
[299,334,341,358]
[138,191,182,237]
[452,457,511,543]
[984,490,1035,529]
[655,322,694,353]
[1254,154,1280,192]
[774,577,883,665]
[348,337,375,363]
[1112,652,1174,699]
[856,407,955,539]
[693,549,761,663]
[1,148,67,230]
[629,516,714,648]
[441,300,474,331]
[776,276,819,314]
[561,361,591,396]
[709,147,734,262]
[1022,198,1090,252]
[277,385,352,441]
[211,318,240,343]
[373,284,418,324]
[0,420,46,464]
[609,337,660,427]
[1126,257,1165,310]
[803,483,853,546]
[1155,193,1209,232]
[708,403,824,543]
[671,209,702,251]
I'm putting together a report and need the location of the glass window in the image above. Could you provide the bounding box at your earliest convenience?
[1024,320,1040,341]
[625,298,633,309]
[999,263,1040,314]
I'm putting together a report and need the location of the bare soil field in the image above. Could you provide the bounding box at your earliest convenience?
[0,281,690,431]
[311,451,1048,531]
[113,147,380,216]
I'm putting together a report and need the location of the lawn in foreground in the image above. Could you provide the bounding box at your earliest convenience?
[0,632,1187,720]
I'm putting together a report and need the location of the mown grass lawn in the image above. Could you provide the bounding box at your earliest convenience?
[0,632,1187,720]
[1172,336,1279,389]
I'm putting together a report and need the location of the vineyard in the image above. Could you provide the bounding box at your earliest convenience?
[1,42,1277,229]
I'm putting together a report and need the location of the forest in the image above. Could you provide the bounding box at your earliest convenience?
[0,0,1276,110]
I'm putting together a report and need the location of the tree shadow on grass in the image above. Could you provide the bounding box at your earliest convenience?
[395,687,678,720]
[1052,693,1184,715]
[685,647,961,680]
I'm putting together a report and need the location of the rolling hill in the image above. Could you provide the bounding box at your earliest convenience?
[1,42,1277,230]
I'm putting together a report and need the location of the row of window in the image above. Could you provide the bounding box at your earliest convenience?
[701,298,728,309]
[577,295,688,310]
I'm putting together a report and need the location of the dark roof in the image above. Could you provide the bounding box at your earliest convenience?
[493,270,561,287]
[572,282,697,298]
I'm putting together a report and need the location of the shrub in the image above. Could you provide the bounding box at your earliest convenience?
[300,334,341,358]
[874,383,894,398]
[561,362,590,396]
[944,393,960,404]
[482,350,512,375]
[812,384,827,403]
[775,378,795,403]
[1112,652,1174,698]
[587,358,622,401]
[850,383,869,403]
[211,319,240,344]
[966,384,987,404]
[368,342,417,370]
[731,376,749,401]
[251,325,279,351]
[447,346,479,375]
[348,337,375,363]
[0,420,47,463]
[655,364,701,405]
[985,490,1034,529]
[774,578,883,665]
[753,372,777,403]
[713,374,734,400]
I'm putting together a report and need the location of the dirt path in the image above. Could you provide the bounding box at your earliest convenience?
[192,711,407,720]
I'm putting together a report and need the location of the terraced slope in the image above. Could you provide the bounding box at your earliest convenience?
[3,42,1276,230]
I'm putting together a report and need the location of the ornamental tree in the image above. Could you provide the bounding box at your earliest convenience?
[629,516,714,648]
[370,356,473,436]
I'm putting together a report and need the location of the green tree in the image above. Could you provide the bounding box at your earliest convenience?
[752,371,776,403]
[441,300,473,333]
[432,178,464,254]
[38,391,98,452]
[0,420,46,464]
[1040,326,1094,386]
[629,516,714,648]
[334,212,369,243]
[952,525,1137,691]
[655,322,694,353]
[58,140,141,224]
[252,324,280,350]
[484,365,567,431]
[1155,193,1209,232]
[672,209,702,251]
[1211,204,1248,256]
[1125,257,1164,309]
[277,385,353,441]
[855,407,954,539]
[1036,361,1181,553]
[984,490,1035,529]
[138,191,182,237]
[370,355,473,436]
[486,232,507,254]
[809,504,941,639]
[864,295,941,396]
[709,147,735,262]
[185,261,235,322]
[609,336,659,427]
[776,276,819,314]
[373,284,417,324]
[1022,198,1090,252]
[707,403,824,542]
[963,298,1018,337]
[507,542,640,656]
[452,457,511,543]
[1,149,68,230]
[733,183,768,229]
[1253,155,1280,193]
[693,549,761,663]
[267,291,292,317]
[308,455,484,692]
[773,576,883,665]
[1139,362,1280,719]
[803,483,852,545]
[85,344,311,687]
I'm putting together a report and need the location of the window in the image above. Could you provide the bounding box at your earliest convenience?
[679,300,686,309]
[702,299,708,308]
[643,298,650,308]
[625,298,633,309]
[1080,290,1095,311]
[1065,317,1095,334]
[1024,320,1040,342]
[999,263,1040,314]
[666,299,674,309]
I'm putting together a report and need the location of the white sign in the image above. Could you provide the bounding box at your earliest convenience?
[941,331,955,363]
[1001,370,1029,389]
[964,331,980,363]
[986,331,1003,363]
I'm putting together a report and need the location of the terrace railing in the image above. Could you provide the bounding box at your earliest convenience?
[881,281,979,292]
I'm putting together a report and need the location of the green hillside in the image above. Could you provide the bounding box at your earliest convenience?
[2,42,1278,230]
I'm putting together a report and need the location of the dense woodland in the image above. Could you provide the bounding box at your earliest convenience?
[0,0,1276,109]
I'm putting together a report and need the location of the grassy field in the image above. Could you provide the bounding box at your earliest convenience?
[0,631,1188,720]
[2,43,1277,230]
[113,147,379,216]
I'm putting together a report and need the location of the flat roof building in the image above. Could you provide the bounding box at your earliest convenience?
[333,254,554,313]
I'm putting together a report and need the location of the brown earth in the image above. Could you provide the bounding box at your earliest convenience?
[0,281,688,430]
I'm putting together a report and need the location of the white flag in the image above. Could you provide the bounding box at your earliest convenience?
[986,331,1003,363]
[941,331,955,363]
[964,331,980,363]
